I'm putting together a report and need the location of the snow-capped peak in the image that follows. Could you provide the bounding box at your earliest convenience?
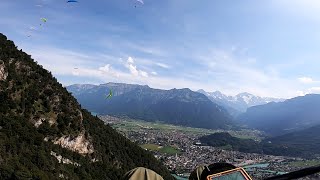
[198,90,285,112]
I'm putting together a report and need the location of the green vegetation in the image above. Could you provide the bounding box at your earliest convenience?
[140,144,161,151]
[111,118,263,140]
[201,129,320,159]
[200,132,262,153]
[0,33,174,180]
[140,144,181,155]
[289,160,320,168]
[159,146,181,155]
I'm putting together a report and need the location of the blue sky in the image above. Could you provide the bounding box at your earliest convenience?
[1,0,320,98]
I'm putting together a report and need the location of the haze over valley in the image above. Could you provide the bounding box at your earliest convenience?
[2,0,320,179]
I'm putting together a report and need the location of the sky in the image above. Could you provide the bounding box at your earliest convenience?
[1,0,320,98]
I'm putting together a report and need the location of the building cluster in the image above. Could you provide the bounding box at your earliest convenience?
[101,116,320,179]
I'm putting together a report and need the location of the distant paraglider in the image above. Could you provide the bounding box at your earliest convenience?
[106,90,113,99]
[134,0,144,8]
[67,0,78,3]
[40,18,47,26]
[136,0,144,4]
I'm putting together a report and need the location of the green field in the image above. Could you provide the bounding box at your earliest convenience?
[159,146,181,155]
[140,144,181,155]
[140,144,161,151]
[110,118,263,140]
[289,160,320,168]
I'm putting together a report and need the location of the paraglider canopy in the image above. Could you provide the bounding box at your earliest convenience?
[136,0,144,4]
[40,18,47,22]
[67,0,78,3]
[40,18,47,26]
[106,89,113,99]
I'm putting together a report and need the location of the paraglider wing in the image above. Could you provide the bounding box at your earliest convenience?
[41,18,47,23]
[106,90,113,99]
[40,18,47,26]
[136,0,144,4]
[67,0,78,3]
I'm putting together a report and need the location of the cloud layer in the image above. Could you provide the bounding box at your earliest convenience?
[2,0,320,98]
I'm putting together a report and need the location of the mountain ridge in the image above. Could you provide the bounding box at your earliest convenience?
[67,83,234,130]
[238,94,320,136]
[0,33,174,179]
[199,128,320,159]
[197,89,285,115]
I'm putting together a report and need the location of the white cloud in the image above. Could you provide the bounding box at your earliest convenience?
[139,70,149,77]
[309,87,320,93]
[99,64,111,73]
[298,76,320,84]
[125,56,149,78]
[72,70,80,76]
[188,48,302,98]
[127,64,139,76]
[126,57,139,76]
[19,44,303,99]
[271,0,320,21]
[127,56,134,64]
[155,62,171,69]
[125,42,166,56]
[298,77,316,84]
[297,87,320,96]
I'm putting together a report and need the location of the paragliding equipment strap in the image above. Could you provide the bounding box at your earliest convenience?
[199,163,252,180]
[265,164,320,180]
[206,167,252,180]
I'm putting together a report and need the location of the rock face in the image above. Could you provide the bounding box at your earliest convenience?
[0,33,174,179]
[50,151,81,166]
[54,133,94,154]
[0,61,8,81]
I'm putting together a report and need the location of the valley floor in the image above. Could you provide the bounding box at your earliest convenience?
[100,115,320,179]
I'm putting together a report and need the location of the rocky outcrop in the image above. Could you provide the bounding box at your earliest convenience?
[0,61,8,81]
[50,151,80,166]
[53,132,94,155]
[34,118,46,128]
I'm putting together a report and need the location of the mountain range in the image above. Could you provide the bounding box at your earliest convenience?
[238,94,320,136]
[67,83,234,129]
[197,89,284,116]
[0,33,173,179]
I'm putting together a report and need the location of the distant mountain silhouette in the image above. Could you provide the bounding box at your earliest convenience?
[198,89,284,116]
[200,126,320,158]
[261,124,320,158]
[238,94,320,135]
[199,132,261,153]
[67,83,234,129]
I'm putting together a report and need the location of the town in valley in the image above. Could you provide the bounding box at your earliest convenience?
[100,115,320,179]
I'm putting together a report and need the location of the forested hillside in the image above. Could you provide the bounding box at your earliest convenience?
[200,129,320,159]
[0,33,173,179]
